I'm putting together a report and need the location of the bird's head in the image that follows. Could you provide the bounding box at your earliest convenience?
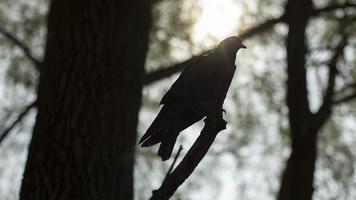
[217,36,246,60]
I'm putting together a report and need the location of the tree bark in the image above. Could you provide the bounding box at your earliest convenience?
[20,1,152,200]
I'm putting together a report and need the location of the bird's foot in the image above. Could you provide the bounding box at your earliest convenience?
[204,115,227,131]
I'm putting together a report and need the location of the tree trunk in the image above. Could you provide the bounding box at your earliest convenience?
[278,129,318,200]
[20,0,151,199]
[278,0,317,199]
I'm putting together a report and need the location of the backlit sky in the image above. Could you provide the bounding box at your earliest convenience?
[192,0,242,45]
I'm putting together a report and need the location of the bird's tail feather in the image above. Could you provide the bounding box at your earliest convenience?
[139,120,165,147]
[139,105,173,147]
[158,132,179,161]
[139,104,184,161]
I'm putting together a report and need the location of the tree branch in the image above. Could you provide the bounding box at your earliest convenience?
[144,2,356,86]
[150,115,226,200]
[332,81,356,105]
[312,37,347,129]
[334,81,356,95]
[0,27,42,69]
[312,3,356,16]
[333,93,356,105]
[143,16,285,85]
[240,16,286,39]
[0,28,42,144]
[0,101,36,145]
[143,54,205,85]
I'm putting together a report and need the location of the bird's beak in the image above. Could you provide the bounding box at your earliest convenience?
[241,43,247,49]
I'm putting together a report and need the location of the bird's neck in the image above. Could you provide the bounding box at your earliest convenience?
[216,49,237,66]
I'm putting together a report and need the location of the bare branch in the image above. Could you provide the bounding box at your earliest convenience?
[240,16,286,39]
[143,54,206,85]
[347,82,356,88]
[0,101,36,145]
[334,82,356,95]
[144,2,356,86]
[150,116,226,200]
[0,27,42,69]
[143,16,285,85]
[312,3,356,16]
[333,93,356,105]
[312,37,347,129]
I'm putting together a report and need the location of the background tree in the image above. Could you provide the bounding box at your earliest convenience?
[1,0,152,199]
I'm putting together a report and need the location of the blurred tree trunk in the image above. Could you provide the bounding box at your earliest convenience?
[20,0,151,199]
[278,0,316,199]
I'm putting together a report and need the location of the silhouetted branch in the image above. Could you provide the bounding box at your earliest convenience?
[333,93,356,105]
[150,115,226,200]
[312,3,356,16]
[0,101,36,145]
[334,82,356,96]
[144,16,285,85]
[0,27,41,144]
[240,16,286,39]
[347,82,356,88]
[333,82,356,105]
[313,37,347,129]
[144,54,205,85]
[0,27,41,69]
[144,2,356,86]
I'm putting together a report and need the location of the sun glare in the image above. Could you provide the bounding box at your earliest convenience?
[193,0,242,45]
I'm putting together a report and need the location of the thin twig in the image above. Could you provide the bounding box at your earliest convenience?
[312,27,349,129]
[0,27,42,69]
[164,145,183,179]
[335,82,356,94]
[0,101,36,144]
[312,3,356,16]
[0,27,40,145]
[333,93,356,105]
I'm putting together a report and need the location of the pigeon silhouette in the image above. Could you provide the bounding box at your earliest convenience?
[139,36,246,160]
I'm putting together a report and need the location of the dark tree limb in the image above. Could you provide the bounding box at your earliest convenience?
[0,27,42,69]
[240,16,286,39]
[143,1,355,86]
[333,93,356,105]
[312,3,356,16]
[0,101,36,144]
[345,82,356,89]
[312,35,347,129]
[143,54,206,85]
[143,16,285,85]
[0,26,41,145]
[150,115,227,200]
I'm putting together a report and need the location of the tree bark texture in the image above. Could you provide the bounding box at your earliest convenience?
[20,1,152,200]
[278,0,317,200]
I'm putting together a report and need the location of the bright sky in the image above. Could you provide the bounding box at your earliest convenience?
[192,0,242,45]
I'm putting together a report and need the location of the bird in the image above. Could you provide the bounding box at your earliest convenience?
[139,36,246,161]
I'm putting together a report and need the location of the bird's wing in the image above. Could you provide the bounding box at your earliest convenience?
[160,52,216,105]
